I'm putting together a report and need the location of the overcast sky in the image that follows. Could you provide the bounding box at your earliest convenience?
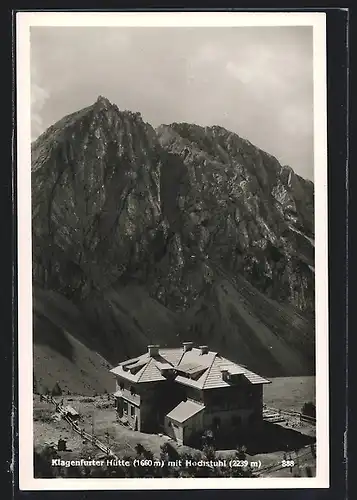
[31,26,314,180]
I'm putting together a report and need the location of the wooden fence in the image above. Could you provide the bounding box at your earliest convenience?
[40,394,119,459]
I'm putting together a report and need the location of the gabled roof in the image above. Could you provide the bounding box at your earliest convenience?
[110,347,270,389]
[166,400,205,423]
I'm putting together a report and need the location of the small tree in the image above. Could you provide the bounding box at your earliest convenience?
[201,429,214,448]
[236,445,247,460]
[305,466,313,477]
[301,401,316,418]
[51,382,63,397]
[203,444,216,461]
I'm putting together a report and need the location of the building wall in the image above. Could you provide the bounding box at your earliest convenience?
[115,376,141,430]
[115,375,186,433]
[203,407,255,430]
[184,386,204,404]
[202,384,263,433]
[115,373,264,436]
[183,408,205,444]
[116,397,140,430]
[140,380,182,432]
[116,376,141,405]
[203,384,263,414]
[164,409,204,445]
[164,418,184,444]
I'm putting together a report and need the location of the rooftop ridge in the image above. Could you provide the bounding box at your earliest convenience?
[159,347,183,351]
[175,347,186,367]
[137,357,155,383]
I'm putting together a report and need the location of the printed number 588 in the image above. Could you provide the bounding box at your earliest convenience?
[282,460,295,467]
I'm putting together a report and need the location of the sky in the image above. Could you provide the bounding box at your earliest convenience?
[30,26,314,180]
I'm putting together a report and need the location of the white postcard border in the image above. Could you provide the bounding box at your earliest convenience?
[16,11,329,490]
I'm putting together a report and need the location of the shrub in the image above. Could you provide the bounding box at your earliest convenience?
[203,444,216,461]
[51,382,62,397]
[301,401,316,418]
[135,443,146,456]
[160,442,180,461]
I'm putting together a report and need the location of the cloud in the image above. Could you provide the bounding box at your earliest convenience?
[29,26,314,179]
[31,65,49,140]
[225,61,252,85]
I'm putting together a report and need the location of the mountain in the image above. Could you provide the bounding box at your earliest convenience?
[31,96,315,391]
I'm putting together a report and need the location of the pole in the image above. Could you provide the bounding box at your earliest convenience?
[91,413,95,446]
[106,431,110,455]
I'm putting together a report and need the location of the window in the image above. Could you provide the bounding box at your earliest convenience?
[119,381,124,391]
[130,405,135,417]
[122,400,128,414]
[130,385,136,395]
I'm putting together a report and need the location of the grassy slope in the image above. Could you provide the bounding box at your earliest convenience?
[33,284,181,394]
[80,284,181,364]
[264,376,316,412]
[183,275,314,377]
[33,265,315,394]
[33,288,115,395]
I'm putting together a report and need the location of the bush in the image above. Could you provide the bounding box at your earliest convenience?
[135,443,146,455]
[236,445,247,460]
[51,382,62,397]
[160,442,180,461]
[301,401,316,418]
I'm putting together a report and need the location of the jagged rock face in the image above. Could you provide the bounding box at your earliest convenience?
[32,96,166,298]
[32,98,314,316]
[155,122,314,314]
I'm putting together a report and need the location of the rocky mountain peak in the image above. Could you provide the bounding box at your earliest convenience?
[31,97,316,376]
[96,95,112,106]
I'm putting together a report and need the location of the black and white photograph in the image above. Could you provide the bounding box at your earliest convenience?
[16,11,329,490]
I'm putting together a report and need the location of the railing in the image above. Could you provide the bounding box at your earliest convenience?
[263,405,316,425]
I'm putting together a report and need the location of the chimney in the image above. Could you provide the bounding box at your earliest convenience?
[183,342,194,353]
[148,345,160,357]
[200,345,209,355]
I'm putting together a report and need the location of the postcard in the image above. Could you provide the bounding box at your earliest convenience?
[16,10,329,490]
